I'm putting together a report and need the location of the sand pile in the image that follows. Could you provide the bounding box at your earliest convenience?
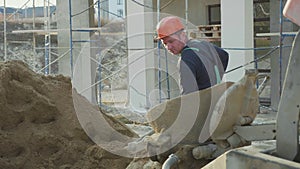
[0,60,136,169]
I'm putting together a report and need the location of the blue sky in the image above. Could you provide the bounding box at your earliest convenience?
[0,0,56,8]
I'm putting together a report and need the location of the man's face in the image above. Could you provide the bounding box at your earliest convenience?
[160,32,186,55]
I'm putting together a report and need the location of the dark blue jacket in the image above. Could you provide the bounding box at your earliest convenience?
[178,40,229,94]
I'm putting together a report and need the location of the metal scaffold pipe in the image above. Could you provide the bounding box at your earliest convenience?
[97,0,102,106]
[185,0,188,27]
[69,0,74,78]
[279,0,284,96]
[43,0,51,74]
[33,0,36,60]
[4,0,7,61]
[157,0,162,103]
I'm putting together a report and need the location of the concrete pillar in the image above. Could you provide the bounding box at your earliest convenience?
[57,0,70,76]
[57,0,96,103]
[270,0,294,110]
[221,0,254,82]
[153,0,206,25]
[126,0,156,112]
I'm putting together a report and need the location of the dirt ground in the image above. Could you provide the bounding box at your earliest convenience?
[0,60,139,169]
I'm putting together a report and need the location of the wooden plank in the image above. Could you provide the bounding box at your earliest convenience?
[12,29,125,36]
[256,32,297,37]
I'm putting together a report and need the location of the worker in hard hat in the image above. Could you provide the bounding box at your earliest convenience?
[156,16,229,94]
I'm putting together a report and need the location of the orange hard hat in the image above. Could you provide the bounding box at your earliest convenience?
[156,16,185,39]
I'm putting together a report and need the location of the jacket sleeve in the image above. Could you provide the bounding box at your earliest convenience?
[214,45,229,71]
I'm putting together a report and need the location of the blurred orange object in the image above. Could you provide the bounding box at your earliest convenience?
[283,0,300,26]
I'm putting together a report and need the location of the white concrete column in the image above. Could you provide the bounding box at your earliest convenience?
[126,1,155,112]
[221,0,254,82]
[57,0,96,103]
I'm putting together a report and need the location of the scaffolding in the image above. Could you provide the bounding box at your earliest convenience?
[68,0,127,107]
[2,0,56,73]
[1,0,298,109]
